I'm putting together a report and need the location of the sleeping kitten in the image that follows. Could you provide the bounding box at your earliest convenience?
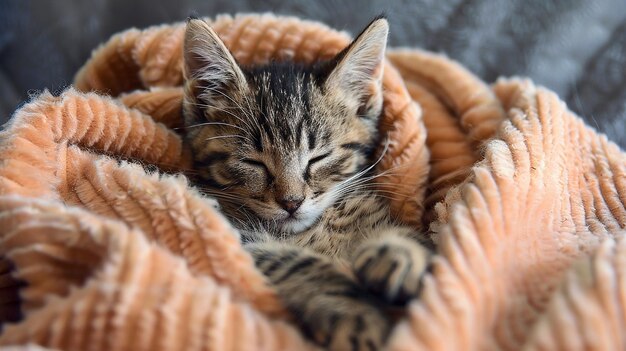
[183,17,431,350]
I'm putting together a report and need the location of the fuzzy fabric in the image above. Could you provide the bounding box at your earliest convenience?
[0,13,624,351]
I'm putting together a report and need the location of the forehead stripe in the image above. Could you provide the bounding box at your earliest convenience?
[295,118,305,146]
[308,128,317,150]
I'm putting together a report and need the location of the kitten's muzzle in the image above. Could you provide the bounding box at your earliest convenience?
[278,197,304,215]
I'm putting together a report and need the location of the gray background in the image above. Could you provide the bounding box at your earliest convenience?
[1,0,626,147]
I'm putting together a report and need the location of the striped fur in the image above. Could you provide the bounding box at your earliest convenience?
[183,17,431,350]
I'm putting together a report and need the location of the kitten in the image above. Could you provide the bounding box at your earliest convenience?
[182,17,431,350]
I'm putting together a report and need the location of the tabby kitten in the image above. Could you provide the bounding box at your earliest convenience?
[183,17,431,350]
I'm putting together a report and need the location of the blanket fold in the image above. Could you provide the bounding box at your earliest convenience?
[0,13,624,351]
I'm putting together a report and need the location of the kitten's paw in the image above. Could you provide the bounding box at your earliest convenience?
[309,302,389,351]
[352,235,431,305]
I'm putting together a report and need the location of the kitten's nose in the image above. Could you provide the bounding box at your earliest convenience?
[278,198,304,215]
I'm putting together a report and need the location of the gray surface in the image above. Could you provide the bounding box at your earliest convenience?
[1,0,626,147]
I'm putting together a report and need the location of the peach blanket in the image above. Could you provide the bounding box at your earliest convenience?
[0,13,625,351]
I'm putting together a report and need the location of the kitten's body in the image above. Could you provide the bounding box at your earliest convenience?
[183,18,431,350]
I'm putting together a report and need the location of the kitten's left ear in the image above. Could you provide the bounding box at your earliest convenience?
[325,17,388,114]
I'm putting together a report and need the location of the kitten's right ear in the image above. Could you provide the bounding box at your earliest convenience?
[322,17,388,120]
[184,19,247,95]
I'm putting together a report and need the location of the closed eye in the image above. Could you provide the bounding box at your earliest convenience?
[241,158,273,181]
[304,152,331,180]
[242,158,268,169]
[308,152,331,167]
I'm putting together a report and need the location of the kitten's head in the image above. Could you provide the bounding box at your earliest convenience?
[183,17,388,234]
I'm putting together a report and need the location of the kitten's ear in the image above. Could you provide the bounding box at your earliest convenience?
[184,19,247,96]
[325,17,388,112]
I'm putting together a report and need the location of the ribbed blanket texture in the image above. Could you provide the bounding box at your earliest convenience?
[0,13,624,351]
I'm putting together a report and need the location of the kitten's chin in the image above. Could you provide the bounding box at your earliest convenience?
[245,199,329,234]
[275,215,319,234]
[274,201,328,234]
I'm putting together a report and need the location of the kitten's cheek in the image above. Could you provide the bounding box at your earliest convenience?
[247,201,285,221]
[318,188,339,207]
[299,202,324,222]
[242,179,265,194]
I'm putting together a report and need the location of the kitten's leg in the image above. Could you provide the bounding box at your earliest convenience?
[351,228,431,305]
[246,242,390,351]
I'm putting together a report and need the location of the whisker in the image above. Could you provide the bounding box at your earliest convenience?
[205,134,253,143]
[196,189,245,198]
[337,139,390,186]
[338,180,417,192]
[191,102,255,132]
[328,140,391,198]
[351,188,415,199]
[197,88,257,129]
[199,194,245,202]
[195,190,247,201]
[330,157,418,198]
[174,121,247,133]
